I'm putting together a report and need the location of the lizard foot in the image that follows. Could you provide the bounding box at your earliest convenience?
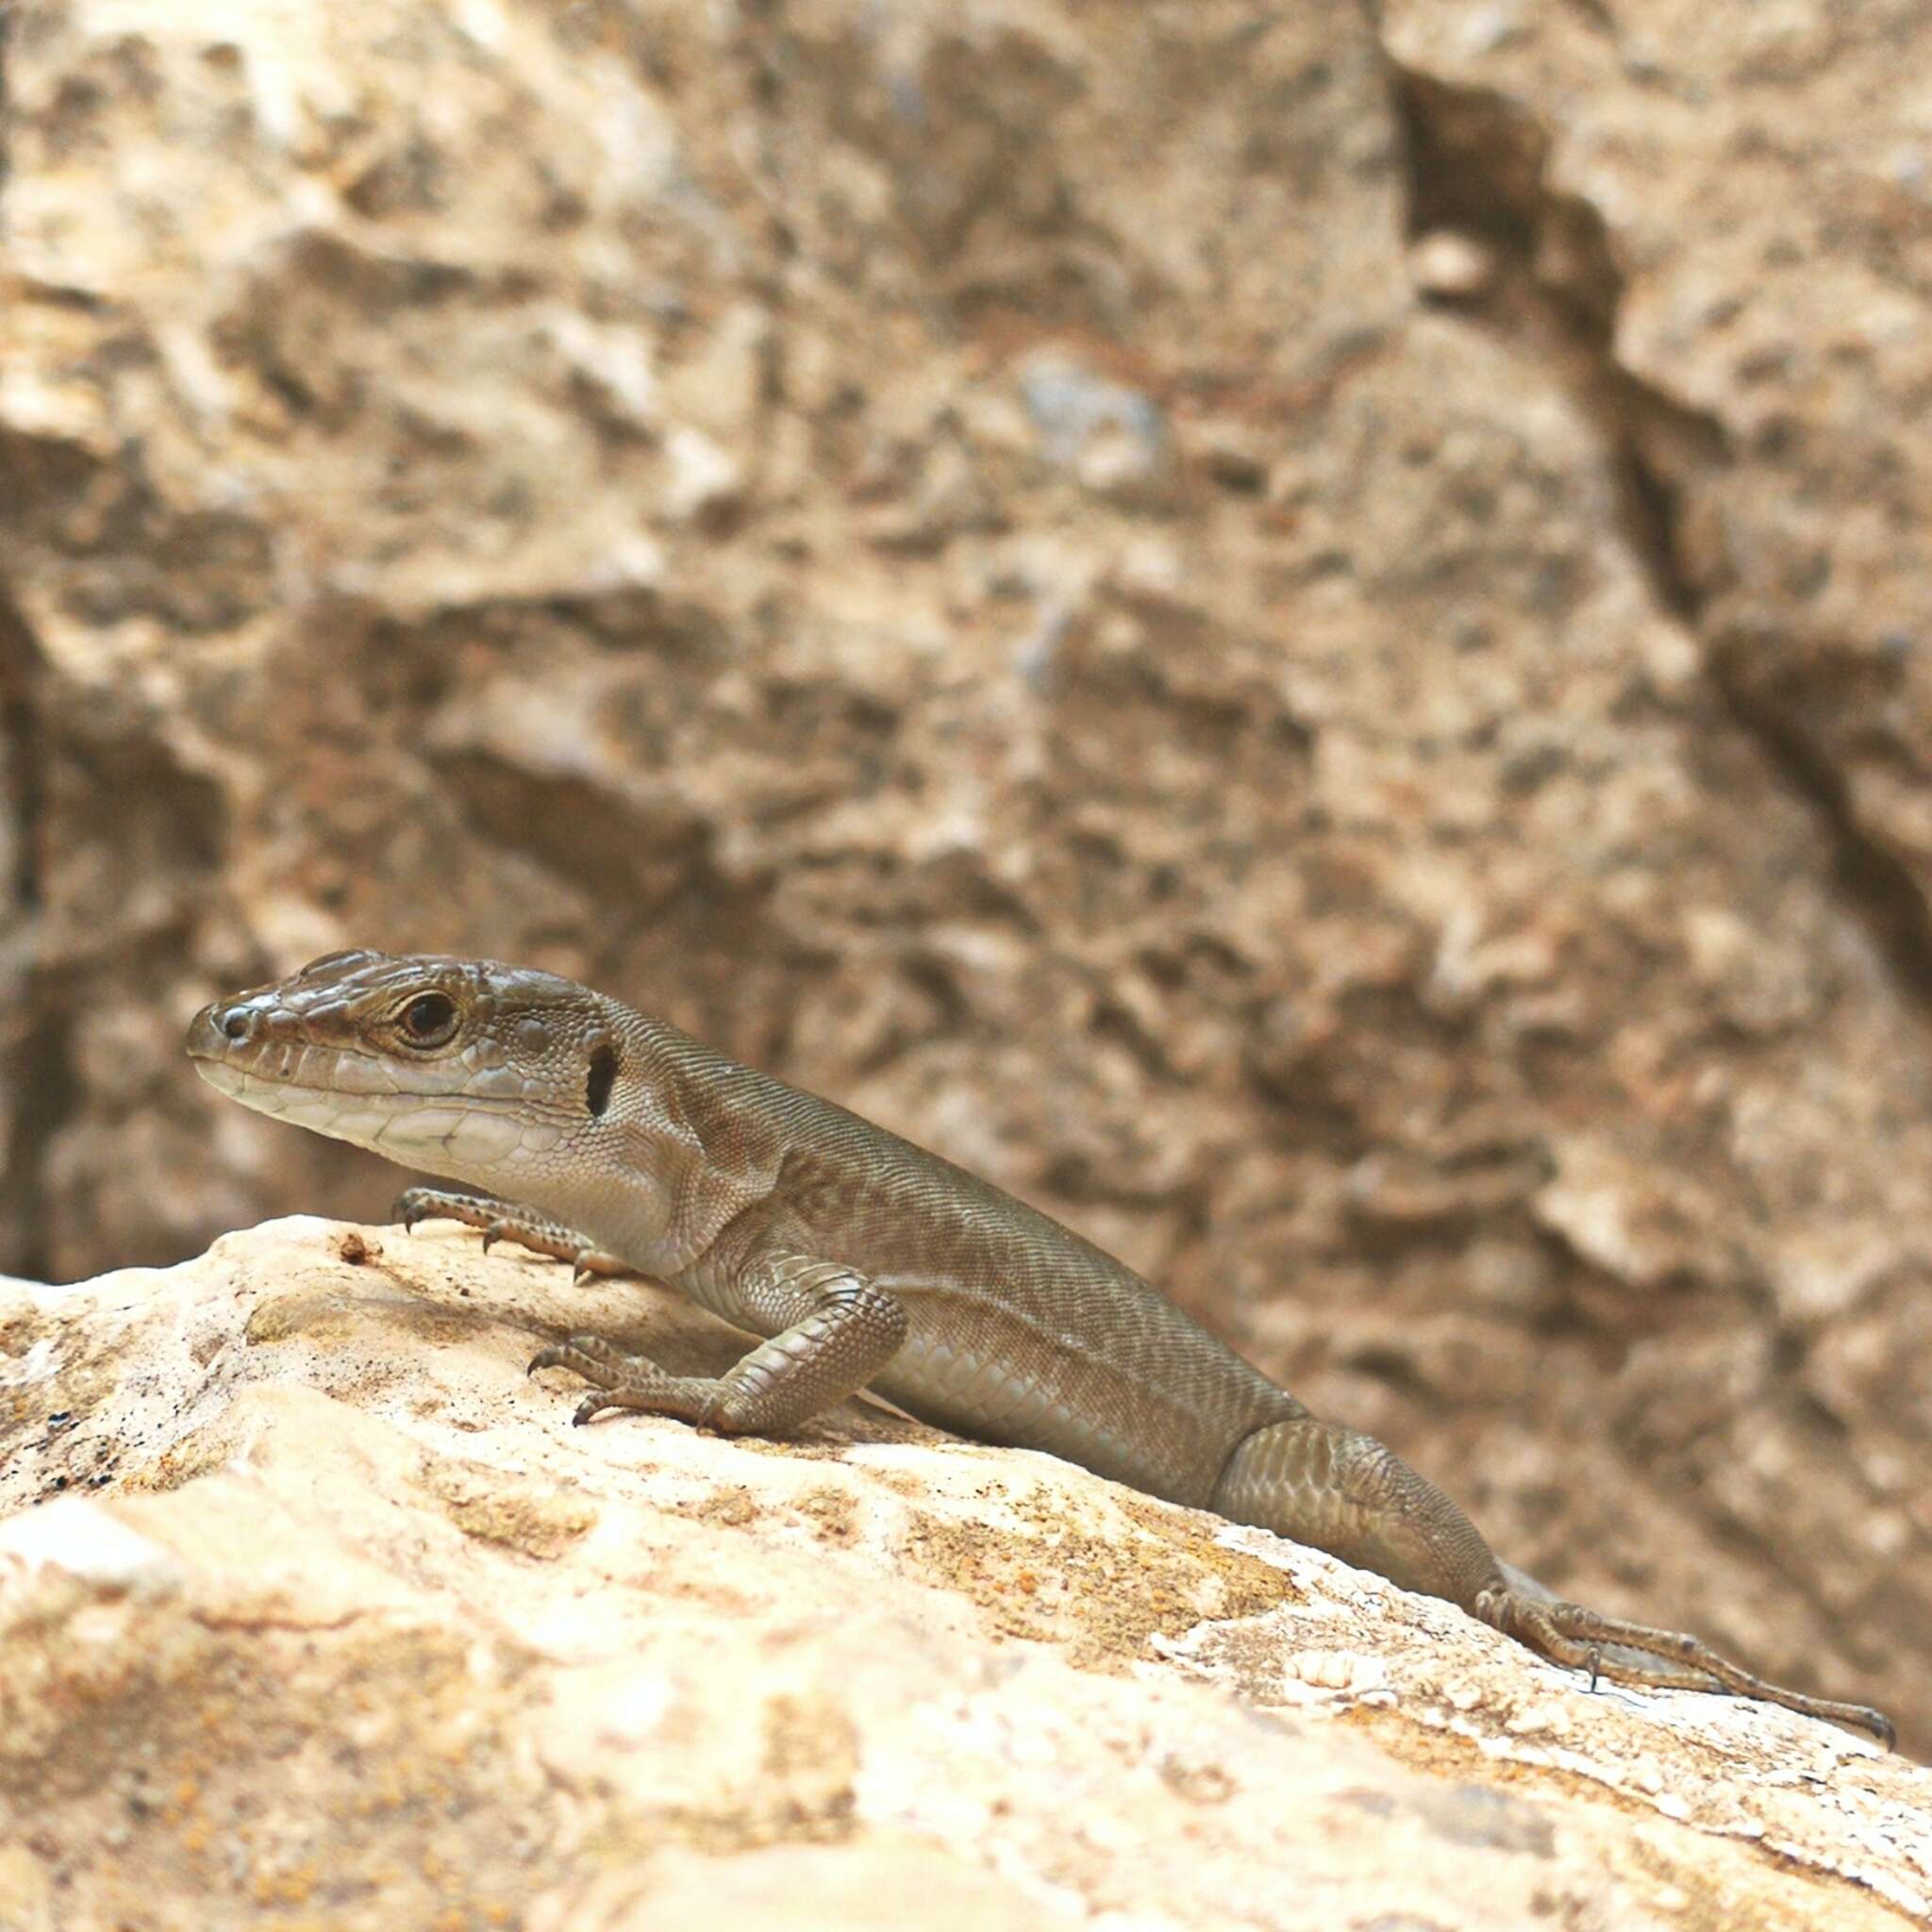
[534,1259,906,1440]
[396,1188,627,1278]
[529,1333,721,1429]
[1475,1585,1895,1748]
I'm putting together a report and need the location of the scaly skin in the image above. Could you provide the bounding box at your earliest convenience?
[185,949,1894,1746]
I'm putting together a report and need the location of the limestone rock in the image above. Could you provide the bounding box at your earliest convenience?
[1382,1,1932,906]
[1,1219,1926,1930]
[3,0,1931,1767]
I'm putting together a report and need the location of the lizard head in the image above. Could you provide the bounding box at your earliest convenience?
[185,949,624,1188]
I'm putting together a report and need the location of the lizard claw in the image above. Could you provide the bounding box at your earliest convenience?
[525,1333,714,1429]
[528,1335,632,1383]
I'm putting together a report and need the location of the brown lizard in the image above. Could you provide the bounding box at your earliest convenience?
[185,948,1894,1745]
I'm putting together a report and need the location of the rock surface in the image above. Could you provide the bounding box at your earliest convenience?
[3,0,1931,1760]
[1,1219,1927,1930]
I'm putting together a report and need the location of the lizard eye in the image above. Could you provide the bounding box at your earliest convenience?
[396,991,458,1048]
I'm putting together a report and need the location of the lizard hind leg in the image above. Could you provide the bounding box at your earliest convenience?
[1475,1583,1896,1747]
[1213,1418,1895,1746]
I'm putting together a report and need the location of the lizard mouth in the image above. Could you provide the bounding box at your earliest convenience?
[185,999,548,1169]
[188,1045,525,1163]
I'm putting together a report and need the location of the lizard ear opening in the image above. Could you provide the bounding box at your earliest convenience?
[586,1041,620,1117]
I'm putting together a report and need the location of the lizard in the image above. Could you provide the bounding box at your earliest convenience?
[185,947,1894,1746]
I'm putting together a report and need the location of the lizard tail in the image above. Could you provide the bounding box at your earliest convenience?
[1212,1417,1894,1746]
[1212,1415,1510,1607]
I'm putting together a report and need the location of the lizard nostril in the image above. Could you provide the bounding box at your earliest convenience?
[221,1006,253,1041]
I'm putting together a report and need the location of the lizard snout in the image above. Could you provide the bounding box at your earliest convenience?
[186,994,300,1061]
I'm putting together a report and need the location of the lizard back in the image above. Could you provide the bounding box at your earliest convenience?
[642,1017,1305,1507]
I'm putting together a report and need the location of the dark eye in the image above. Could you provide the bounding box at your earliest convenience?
[397,991,458,1047]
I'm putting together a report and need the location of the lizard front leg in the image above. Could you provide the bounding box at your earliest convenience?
[530,1254,909,1433]
[1214,1415,1894,1745]
[395,1186,628,1280]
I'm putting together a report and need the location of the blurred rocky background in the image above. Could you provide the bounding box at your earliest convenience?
[1,0,1927,1754]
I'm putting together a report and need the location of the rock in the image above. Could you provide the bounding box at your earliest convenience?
[1,1219,1926,1929]
[1379,0,1932,926]
[1018,353,1178,506]
[1407,228,1500,301]
[3,0,1932,1771]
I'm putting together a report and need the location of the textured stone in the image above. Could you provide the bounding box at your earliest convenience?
[2,0,1930,1771]
[1380,0,1932,967]
[0,1221,1925,1929]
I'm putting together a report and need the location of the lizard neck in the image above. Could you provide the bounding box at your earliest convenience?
[537,1008,779,1279]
